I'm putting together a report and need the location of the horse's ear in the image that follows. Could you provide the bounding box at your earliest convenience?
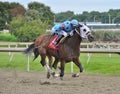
[84,22,87,25]
[79,24,82,27]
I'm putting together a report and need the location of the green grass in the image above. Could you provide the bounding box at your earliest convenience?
[0,32,17,42]
[81,53,120,75]
[0,52,120,75]
[0,52,45,72]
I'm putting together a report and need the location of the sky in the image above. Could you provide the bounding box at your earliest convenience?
[1,0,120,14]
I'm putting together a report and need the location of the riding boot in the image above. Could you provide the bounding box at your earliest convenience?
[54,35,64,46]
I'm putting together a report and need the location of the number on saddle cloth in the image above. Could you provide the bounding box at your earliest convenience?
[48,35,60,50]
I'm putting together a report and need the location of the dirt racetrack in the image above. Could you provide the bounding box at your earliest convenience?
[0,71,120,94]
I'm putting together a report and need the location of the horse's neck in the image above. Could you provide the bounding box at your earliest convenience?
[64,33,82,49]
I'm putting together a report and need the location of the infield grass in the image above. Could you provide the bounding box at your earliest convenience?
[0,52,120,75]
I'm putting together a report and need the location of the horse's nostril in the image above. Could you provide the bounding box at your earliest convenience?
[91,36,94,39]
[88,35,94,42]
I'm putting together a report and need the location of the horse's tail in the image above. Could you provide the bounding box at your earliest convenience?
[24,34,47,61]
[33,47,39,61]
[24,43,35,54]
[24,43,39,61]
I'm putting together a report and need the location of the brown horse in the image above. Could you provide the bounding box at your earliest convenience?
[24,24,94,79]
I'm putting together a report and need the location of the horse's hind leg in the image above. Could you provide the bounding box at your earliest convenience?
[48,55,53,69]
[72,58,83,77]
[47,55,57,77]
[40,54,46,66]
[40,54,52,79]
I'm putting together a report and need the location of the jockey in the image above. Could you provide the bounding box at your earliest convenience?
[51,19,79,46]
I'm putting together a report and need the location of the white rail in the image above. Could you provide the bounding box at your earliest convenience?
[0,42,120,72]
[0,48,120,53]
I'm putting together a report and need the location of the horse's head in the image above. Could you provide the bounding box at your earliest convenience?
[77,24,94,42]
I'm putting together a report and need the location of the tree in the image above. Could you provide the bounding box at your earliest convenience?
[0,1,26,30]
[0,2,10,30]
[28,2,54,25]
[25,9,40,21]
[9,6,26,17]
[55,11,74,22]
[10,16,49,42]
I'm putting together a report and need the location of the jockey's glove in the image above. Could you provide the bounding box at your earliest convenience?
[67,34,71,37]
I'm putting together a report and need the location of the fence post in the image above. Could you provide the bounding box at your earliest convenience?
[27,55,30,72]
[108,44,111,57]
[86,44,91,64]
[8,43,11,55]
[71,62,73,73]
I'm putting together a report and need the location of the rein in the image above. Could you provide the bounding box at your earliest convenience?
[75,28,80,35]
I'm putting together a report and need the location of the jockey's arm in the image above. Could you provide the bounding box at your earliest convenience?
[58,30,68,37]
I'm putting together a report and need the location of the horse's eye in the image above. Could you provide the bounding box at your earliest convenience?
[83,29,86,32]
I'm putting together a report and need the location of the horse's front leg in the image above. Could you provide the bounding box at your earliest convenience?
[48,55,53,69]
[72,58,83,77]
[60,60,65,80]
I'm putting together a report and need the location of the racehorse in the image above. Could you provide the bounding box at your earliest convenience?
[24,24,94,79]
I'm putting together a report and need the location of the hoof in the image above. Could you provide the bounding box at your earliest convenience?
[55,73,60,77]
[51,72,55,77]
[51,72,60,78]
[72,73,80,77]
[47,72,50,79]
[60,77,63,80]
[80,68,83,72]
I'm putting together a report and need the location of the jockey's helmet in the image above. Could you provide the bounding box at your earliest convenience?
[71,19,79,27]
[62,21,71,31]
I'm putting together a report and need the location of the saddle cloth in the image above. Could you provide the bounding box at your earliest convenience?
[48,35,60,50]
